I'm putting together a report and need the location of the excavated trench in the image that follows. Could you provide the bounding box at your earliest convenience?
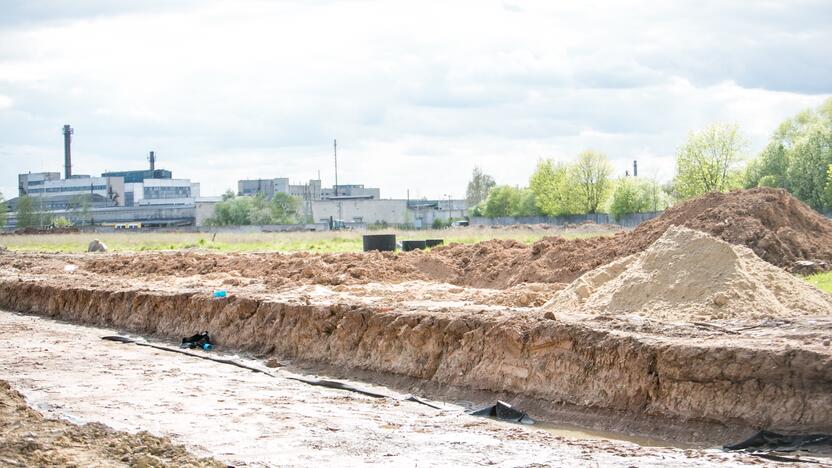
[2,277,830,446]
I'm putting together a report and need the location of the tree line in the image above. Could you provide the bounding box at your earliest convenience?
[468,98,832,219]
[206,191,302,226]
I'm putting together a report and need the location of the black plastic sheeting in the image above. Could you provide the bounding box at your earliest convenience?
[470,401,535,425]
[100,335,440,410]
[180,331,212,349]
[725,430,832,452]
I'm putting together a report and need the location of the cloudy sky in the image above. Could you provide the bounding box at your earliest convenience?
[1,0,830,200]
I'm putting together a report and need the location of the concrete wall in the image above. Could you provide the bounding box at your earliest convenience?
[312,199,409,224]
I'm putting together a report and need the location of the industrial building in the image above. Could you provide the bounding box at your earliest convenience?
[238,178,322,200]
[5,126,204,228]
[4,124,467,230]
[238,178,379,200]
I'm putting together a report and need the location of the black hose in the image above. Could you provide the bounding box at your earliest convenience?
[101,335,440,409]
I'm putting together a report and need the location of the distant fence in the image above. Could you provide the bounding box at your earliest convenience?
[470,211,664,229]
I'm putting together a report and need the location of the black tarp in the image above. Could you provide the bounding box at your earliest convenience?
[470,401,535,424]
[724,430,832,452]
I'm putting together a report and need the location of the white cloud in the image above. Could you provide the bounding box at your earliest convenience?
[0,0,830,199]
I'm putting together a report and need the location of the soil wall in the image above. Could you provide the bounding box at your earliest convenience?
[2,279,830,439]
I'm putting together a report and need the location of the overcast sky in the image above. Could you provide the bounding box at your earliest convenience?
[1,0,830,200]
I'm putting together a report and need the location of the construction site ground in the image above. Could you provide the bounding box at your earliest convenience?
[0,310,767,467]
[2,189,832,466]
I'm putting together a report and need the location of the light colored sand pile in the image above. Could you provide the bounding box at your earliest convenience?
[544,226,832,321]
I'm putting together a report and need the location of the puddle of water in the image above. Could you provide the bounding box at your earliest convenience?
[535,421,700,449]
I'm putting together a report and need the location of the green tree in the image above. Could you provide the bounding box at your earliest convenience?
[52,216,73,228]
[207,193,301,226]
[572,150,613,213]
[466,167,496,207]
[744,141,789,189]
[673,122,746,199]
[608,178,644,220]
[787,122,832,210]
[16,196,36,228]
[70,194,92,226]
[515,189,539,216]
[824,165,832,210]
[0,192,7,229]
[529,159,581,216]
[271,193,300,224]
[483,186,517,218]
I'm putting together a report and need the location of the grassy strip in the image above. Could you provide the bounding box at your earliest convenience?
[0,229,614,254]
[805,271,832,294]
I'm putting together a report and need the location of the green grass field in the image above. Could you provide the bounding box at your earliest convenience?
[806,271,832,294]
[0,228,614,254]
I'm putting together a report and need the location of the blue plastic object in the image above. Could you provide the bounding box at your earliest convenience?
[212,290,227,298]
[202,343,214,351]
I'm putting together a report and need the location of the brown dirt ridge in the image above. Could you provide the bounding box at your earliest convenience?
[0,380,222,467]
[76,188,832,289]
[434,187,832,288]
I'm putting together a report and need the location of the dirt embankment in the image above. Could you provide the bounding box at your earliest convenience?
[430,188,832,288]
[69,188,832,290]
[0,380,222,468]
[1,277,830,440]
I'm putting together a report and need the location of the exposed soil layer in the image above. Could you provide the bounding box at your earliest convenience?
[1,311,761,467]
[1,271,830,443]
[67,188,832,289]
[0,380,222,467]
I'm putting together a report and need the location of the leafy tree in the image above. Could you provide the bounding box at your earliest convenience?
[0,192,7,229]
[515,189,539,216]
[824,165,832,210]
[52,216,73,228]
[744,142,789,189]
[529,159,581,216]
[673,122,746,199]
[572,150,613,213]
[482,186,538,217]
[16,196,36,228]
[222,189,236,201]
[787,122,832,210]
[271,193,300,224]
[466,167,496,207]
[608,178,644,220]
[607,177,669,220]
[70,194,92,226]
[483,186,517,218]
[207,193,301,226]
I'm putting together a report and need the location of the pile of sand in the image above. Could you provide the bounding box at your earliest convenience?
[544,226,832,321]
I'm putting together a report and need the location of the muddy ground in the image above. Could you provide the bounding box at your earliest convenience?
[1,310,775,467]
[2,250,831,443]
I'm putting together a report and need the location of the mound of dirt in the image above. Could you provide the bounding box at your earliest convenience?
[545,226,832,321]
[78,189,832,290]
[0,380,222,467]
[431,188,832,288]
[85,250,432,287]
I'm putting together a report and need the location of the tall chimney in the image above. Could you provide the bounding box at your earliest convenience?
[633,160,638,177]
[149,151,156,171]
[62,124,73,179]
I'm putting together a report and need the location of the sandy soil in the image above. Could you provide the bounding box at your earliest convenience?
[0,378,221,467]
[0,310,771,467]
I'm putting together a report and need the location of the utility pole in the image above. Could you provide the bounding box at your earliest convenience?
[333,139,338,196]
[334,139,342,221]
